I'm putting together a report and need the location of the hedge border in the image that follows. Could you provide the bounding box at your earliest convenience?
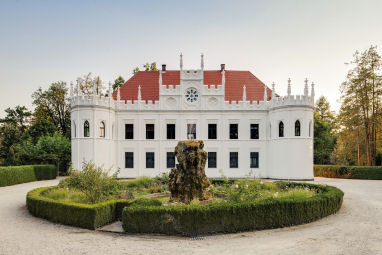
[122,182,344,236]
[0,165,56,187]
[314,165,382,180]
[26,186,132,230]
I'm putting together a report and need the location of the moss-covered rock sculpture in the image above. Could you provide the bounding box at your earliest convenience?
[169,140,212,204]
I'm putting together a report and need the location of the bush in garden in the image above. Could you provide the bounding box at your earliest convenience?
[59,161,119,204]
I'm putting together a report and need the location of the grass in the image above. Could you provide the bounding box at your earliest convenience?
[41,177,319,205]
[42,188,90,204]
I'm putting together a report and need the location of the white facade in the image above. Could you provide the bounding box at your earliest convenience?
[70,59,315,180]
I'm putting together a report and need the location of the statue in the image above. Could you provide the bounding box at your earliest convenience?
[169,140,212,204]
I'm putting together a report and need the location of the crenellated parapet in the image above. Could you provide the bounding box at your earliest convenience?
[180,69,203,80]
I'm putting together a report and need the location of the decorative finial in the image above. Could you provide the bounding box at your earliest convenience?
[304,78,309,96]
[263,84,268,101]
[117,87,121,101]
[108,81,112,97]
[76,79,80,96]
[272,82,275,99]
[180,53,183,70]
[138,85,142,101]
[242,85,247,101]
[201,53,204,70]
[287,78,291,96]
[70,81,73,97]
[311,82,315,98]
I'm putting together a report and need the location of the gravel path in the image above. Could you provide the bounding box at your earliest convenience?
[0,177,381,255]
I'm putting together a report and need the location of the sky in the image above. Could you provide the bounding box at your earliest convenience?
[1,0,382,117]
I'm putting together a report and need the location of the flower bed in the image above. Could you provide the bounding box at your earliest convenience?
[122,182,344,236]
[314,165,382,180]
[0,165,56,187]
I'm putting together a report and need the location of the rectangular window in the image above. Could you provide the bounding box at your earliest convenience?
[250,152,259,168]
[125,124,134,139]
[146,124,154,139]
[146,152,155,168]
[250,124,259,139]
[208,152,217,168]
[230,152,238,168]
[167,152,175,168]
[230,124,238,139]
[125,152,134,168]
[167,124,176,140]
[187,124,196,139]
[208,124,217,139]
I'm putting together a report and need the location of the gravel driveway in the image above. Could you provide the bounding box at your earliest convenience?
[0,177,381,255]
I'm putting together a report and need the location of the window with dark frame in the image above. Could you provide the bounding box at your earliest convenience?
[84,120,90,137]
[125,124,134,139]
[230,152,238,168]
[230,124,238,139]
[167,124,176,139]
[208,152,217,168]
[279,121,284,137]
[208,124,217,139]
[250,152,259,168]
[146,152,155,168]
[166,152,175,168]
[187,124,196,139]
[250,124,259,139]
[295,120,301,136]
[146,124,155,139]
[125,152,134,168]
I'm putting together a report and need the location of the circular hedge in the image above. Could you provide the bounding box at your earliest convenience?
[26,186,132,230]
[122,182,344,236]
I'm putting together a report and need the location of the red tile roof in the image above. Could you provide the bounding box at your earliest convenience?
[113,70,274,103]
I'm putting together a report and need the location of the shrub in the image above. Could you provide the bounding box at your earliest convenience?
[0,164,56,187]
[314,165,382,180]
[59,161,119,203]
[124,176,156,189]
[131,198,162,207]
[27,186,132,229]
[122,182,343,236]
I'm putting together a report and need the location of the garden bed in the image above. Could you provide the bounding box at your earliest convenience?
[122,182,344,236]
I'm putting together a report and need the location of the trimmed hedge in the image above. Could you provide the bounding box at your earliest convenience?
[26,186,132,230]
[314,165,382,180]
[122,182,344,236]
[0,165,56,187]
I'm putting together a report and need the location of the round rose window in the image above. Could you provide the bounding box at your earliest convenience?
[185,88,199,103]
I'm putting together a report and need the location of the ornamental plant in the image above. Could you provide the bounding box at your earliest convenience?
[59,161,120,203]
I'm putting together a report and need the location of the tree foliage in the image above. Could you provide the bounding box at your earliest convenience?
[32,82,71,138]
[314,97,337,164]
[335,46,382,166]
[133,62,158,74]
[112,76,125,91]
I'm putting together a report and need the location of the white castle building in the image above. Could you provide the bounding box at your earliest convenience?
[70,54,315,180]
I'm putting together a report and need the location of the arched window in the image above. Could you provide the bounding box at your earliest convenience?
[295,120,301,136]
[84,120,90,137]
[309,121,312,137]
[73,121,76,138]
[279,121,284,137]
[100,121,105,137]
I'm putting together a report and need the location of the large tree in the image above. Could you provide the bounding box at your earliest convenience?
[0,106,32,165]
[32,82,71,138]
[314,97,337,164]
[337,46,382,166]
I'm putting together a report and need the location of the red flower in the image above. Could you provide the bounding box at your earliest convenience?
[107,198,109,200]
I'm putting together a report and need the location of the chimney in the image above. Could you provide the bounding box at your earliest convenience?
[162,64,166,71]
[221,64,225,72]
